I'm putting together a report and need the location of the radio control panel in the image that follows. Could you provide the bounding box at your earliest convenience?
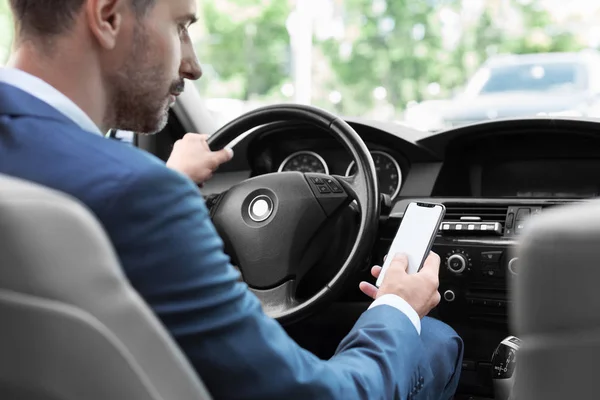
[432,241,518,323]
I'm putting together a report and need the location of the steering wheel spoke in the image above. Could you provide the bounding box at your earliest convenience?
[249,280,300,318]
[203,190,228,217]
[304,173,352,216]
[333,173,367,201]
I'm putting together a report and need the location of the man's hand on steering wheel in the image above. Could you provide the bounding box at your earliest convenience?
[167,133,234,185]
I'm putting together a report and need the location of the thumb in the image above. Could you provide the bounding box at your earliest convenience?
[419,252,441,276]
[390,253,409,274]
[213,147,234,165]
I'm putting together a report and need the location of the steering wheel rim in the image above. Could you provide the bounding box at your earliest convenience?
[207,104,380,324]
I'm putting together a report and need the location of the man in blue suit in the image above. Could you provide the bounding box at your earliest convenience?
[0,0,463,399]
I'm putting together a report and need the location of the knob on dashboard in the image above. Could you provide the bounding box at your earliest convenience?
[447,254,467,274]
[443,290,456,302]
[508,258,519,275]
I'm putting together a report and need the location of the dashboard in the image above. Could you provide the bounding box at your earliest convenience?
[230,121,434,199]
[207,116,600,207]
[202,116,600,397]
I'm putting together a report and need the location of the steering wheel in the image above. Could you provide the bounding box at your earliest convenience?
[207,104,380,324]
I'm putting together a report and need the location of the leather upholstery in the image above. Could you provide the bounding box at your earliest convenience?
[0,174,212,400]
[512,200,600,400]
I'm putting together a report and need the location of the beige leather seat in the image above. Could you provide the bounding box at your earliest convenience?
[0,174,212,399]
[512,200,600,400]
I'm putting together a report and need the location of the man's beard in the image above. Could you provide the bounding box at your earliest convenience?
[107,27,183,134]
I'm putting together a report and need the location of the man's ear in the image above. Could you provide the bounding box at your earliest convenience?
[84,0,130,50]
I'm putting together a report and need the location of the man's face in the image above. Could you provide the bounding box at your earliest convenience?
[106,0,201,134]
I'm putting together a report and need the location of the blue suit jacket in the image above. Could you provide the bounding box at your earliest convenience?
[0,83,436,399]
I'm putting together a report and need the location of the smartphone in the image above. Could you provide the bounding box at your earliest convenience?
[376,202,445,287]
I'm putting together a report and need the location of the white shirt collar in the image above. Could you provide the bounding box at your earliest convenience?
[0,67,104,136]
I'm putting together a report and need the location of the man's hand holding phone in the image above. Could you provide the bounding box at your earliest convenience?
[359,252,441,319]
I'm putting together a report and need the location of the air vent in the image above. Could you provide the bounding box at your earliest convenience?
[444,204,509,222]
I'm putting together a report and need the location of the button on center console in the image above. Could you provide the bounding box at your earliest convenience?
[505,206,542,236]
[508,258,519,275]
[481,251,503,262]
[506,212,515,229]
[516,208,530,220]
[480,250,505,277]
[443,290,456,302]
[447,253,468,274]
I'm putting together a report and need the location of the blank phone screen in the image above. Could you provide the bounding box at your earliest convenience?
[376,203,444,286]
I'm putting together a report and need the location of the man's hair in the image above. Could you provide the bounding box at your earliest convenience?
[9,0,155,38]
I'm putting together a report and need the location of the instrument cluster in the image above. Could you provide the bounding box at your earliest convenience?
[277,149,403,200]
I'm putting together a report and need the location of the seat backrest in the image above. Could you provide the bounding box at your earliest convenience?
[0,174,212,400]
[512,199,600,400]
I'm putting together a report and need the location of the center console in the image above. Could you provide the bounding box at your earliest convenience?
[426,201,575,323]
[387,199,578,321]
[381,198,579,398]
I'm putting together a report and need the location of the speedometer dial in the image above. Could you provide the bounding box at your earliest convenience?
[278,151,329,174]
[346,151,402,199]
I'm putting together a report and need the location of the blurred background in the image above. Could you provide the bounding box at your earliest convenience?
[2,0,600,131]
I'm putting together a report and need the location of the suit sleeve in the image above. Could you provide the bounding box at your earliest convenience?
[105,165,433,400]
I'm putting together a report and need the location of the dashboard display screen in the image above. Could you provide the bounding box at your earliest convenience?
[481,159,600,198]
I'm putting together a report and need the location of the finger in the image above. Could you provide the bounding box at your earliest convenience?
[430,291,441,308]
[172,138,182,149]
[420,251,441,276]
[212,147,234,166]
[199,136,211,150]
[359,281,378,300]
[371,265,382,279]
[188,133,210,150]
[382,254,387,263]
[183,132,204,141]
[390,253,409,274]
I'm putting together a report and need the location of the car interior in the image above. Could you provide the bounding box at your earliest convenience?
[3,0,600,397]
[143,102,600,399]
[2,83,600,399]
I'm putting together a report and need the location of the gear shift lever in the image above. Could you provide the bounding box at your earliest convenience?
[491,336,521,400]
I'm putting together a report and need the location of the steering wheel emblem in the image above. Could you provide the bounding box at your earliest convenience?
[249,195,274,222]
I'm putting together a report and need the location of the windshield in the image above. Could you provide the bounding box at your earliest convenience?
[2,0,600,131]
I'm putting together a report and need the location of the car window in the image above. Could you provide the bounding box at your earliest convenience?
[3,0,600,132]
